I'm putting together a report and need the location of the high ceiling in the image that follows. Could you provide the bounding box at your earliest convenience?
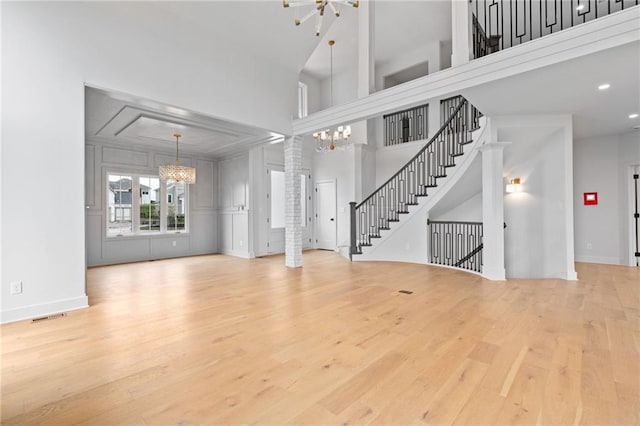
[85,0,456,157]
[85,2,638,157]
[301,0,452,79]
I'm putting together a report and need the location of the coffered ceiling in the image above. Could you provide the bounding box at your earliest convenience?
[85,87,283,158]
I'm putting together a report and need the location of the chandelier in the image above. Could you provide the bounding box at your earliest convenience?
[313,40,352,152]
[283,0,359,36]
[159,133,196,184]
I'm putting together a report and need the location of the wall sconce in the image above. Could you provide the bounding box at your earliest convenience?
[506,178,522,193]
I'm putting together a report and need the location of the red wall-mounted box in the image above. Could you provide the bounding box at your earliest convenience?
[583,192,598,205]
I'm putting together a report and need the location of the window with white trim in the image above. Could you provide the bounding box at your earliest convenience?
[298,82,308,118]
[107,172,188,237]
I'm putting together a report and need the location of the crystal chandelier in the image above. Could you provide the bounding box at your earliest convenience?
[159,133,196,184]
[283,0,359,36]
[313,40,352,152]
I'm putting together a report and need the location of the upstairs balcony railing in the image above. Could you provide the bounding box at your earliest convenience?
[471,0,639,59]
[383,104,429,146]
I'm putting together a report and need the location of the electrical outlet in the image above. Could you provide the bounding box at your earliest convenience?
[10,281,22,295]
[172,240,177,247]
[586,243,592,249]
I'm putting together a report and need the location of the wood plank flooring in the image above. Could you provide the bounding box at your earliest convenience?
[1,251,638,425]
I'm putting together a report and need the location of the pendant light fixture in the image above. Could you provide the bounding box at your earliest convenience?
[283,0,359,37]
[159,133,196,184]
[313,40,352,152]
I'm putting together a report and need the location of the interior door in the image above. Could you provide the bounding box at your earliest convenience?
[315,180,337,250]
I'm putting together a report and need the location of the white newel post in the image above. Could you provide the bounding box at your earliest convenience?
[284,136,302,268]
[451,0,472,67]
[479,141,510,280]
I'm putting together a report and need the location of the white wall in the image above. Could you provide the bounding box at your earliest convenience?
[320,68,359,110]
[574,131,640,265]
[85,141,217,267]
[502,121,574,279]
[299,71,323,116]
[429,157,483,222]
[375,41,447,91]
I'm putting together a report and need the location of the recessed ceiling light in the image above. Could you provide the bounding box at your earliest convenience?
[576,4,585,11]
[629,113,639,119]
[598,83,610,90]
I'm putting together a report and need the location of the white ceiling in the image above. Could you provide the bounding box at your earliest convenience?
[152,1,324,74]
[464,41,640,140]
[85,87,283,157]
[85,2,638,157]
[301,0,452,79]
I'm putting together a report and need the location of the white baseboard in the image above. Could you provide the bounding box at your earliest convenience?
[575,255,621,265]
[219,249,254,259]
[1,295,89,324]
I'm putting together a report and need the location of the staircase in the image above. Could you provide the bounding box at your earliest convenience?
[349,96,483,259]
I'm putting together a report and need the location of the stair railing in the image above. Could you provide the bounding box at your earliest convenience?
[349,97,481,258]
[383,103,429,146]
[428,220,483,273]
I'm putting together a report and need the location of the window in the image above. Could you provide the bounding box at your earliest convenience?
[108,174,133,236]
[269,170,308,229]
[298,82,308,118]
[167,181,186,232]
[139,176,160,233]
[270,170,286,229]
[107,172,188,237]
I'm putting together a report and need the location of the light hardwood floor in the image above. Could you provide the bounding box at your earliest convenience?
[1,251,639,425]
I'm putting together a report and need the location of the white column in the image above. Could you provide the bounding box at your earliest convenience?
[478,141,510,280]
[451,0,472,67]
[561,118,578,280]
[358,0,375,98]
[284,136,302,268]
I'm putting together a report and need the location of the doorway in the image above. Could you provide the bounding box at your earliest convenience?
[315,180,337,250]
[266,165,311,254]
[631,165,639,266]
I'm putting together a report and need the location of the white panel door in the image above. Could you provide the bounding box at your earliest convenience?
[315,180,337,250]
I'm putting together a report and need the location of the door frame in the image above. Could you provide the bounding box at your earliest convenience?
[265,164,312,254]
[314,179,337,251]
[627,164,640,266]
